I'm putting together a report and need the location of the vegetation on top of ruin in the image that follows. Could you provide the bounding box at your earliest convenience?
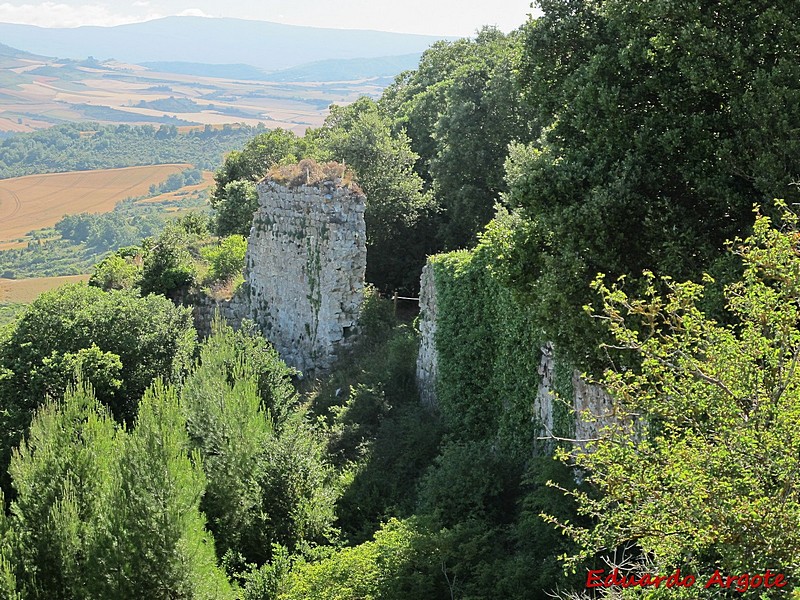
[266,158,360,192]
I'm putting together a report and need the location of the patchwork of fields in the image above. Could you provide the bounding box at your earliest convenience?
[0,55,378,133]
[0,164,192,245]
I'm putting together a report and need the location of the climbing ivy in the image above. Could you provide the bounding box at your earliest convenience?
[430,216,543,456]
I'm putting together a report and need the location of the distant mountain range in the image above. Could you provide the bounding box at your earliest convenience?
[141,53,423,83]
[0,17,452,72]
[264,53,423,82]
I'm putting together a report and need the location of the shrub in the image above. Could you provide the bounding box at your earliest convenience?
[89,253,141,291]
[140,225,197,297]
[202,235,247,284]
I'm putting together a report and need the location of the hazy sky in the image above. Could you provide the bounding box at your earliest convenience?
[0,0,539,35]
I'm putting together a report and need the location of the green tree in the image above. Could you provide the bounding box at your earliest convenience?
[140,223,198,297]
[212,180,260,237]
[182,324,278,567]
[258,412,337,555]
[187,320,297,426]
[8,383,119,600]
[506,0,800,366]
[201,234,247,284]
[182,321,333,567]
[381,38,480,186]
[553,209,800,582]
[381,28,536,249]
[0,284,195,423]
[0,284,196,494]
[103,382,233,599]
[89,253,141,291]
[314,97,437,291]
[211,129,310,236]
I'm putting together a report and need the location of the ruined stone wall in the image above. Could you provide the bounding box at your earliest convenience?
[245,180,366,374]
[416,263,438,409]
[415,260,612,442]
[189,286,251,338]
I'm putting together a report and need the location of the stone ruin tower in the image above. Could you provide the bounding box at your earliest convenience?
[245,167,367,374]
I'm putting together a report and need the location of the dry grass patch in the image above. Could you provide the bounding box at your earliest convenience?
[267,159,359,191]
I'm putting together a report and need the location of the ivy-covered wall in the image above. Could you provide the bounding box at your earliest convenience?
[416,217,605,453]
[422,231,545,455]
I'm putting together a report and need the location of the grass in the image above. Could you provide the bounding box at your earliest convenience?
[268,159,359,190]
[0,302,24,327]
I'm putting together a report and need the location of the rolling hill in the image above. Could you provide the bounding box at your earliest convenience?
[0,17,452,72]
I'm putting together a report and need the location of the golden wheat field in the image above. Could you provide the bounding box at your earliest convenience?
[0,274,91,303]
[0,164,190,244]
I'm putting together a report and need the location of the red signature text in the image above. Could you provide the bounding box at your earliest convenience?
[586,568,787,593]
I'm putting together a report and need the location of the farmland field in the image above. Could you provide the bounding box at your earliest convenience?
[0,274,90,303]
[0,56,379,133]
[138,170,215,204]
[0,164,190,244]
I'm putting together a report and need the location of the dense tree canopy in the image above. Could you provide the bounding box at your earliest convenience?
[182,321,336,567]
[0,122,261,178]
[1,1,799,597]
[7,382,234,599]
[504,0,800,364]
[554,209,800,587]
[382,27,537,249]
[0,284,195,422]
[0,284,195,495]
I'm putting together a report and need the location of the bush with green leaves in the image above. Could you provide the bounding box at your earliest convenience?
[0,284,195,496]
[550,209,800,584]
[182,320,335,568]
[89,252,141,291]
[201,234,247,284]
[279,518,435,600]
[139,223,198,297]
